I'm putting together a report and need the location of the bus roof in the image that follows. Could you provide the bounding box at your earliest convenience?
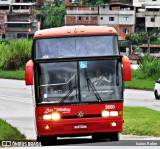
[34,26,117,38]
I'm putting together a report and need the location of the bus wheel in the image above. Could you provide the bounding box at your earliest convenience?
[92,133,108,141]
[108,132,119,141]
[37,136,57,146]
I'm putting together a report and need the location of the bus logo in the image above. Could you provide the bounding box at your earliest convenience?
[78,111,84,118]
[80,61,87,69]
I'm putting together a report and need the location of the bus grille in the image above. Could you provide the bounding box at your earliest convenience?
[61,114,101,119]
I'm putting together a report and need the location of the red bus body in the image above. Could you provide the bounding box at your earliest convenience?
[25,26,131,143]
[36,103,123,136]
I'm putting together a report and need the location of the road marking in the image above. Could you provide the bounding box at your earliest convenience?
[0,95,33,104]
[125,98,160,104]
[124,97,155,101]
[0,86,31,91]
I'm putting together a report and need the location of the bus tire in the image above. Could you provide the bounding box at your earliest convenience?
[92,133,108,141]
[92,132,119,141]
[37,136,57,146]
[109,132,119,141]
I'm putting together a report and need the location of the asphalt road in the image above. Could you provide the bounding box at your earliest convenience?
[124,89,160,111]
[0,79,160,145]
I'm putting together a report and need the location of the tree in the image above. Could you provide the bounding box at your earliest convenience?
[53,0,64,7]
[99,0,133,4]
[125,33,139,55]
[96,0,104,5]
[83,0,104,5]
[41,6,66,29]
[125,29,160,54]
[82,0,132,6]
[139,30,159,53]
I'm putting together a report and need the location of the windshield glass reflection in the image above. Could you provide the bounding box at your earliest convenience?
[36,59,122,104]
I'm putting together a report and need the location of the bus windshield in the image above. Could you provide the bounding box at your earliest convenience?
[36,36,119,59]
[36,59,122,104]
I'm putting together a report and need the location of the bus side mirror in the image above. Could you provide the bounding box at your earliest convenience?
[122,55,132,81]
[25,60,34,85]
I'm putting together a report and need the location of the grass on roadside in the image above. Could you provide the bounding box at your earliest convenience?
[124,70,155,91]
[0,119,26,140]
[123,106,160,136]
[0,69,24,80]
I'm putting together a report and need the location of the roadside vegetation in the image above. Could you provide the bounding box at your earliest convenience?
[125,54,160,90]
[124,70,155,91]
[41,5,66,29]
[138,54,160,80]
[0,119,26,140]
[0,39,32,70]
[123,107,160,136]
[0,69,24,80]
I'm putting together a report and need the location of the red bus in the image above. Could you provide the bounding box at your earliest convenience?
[25,26,131,144]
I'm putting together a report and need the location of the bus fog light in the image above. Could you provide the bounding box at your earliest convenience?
[102,111,109,117]
[52,112,61,120]
[43,114,52,120]
[44,125,51,130]
[110,111,118,116]
[111,122,117,127]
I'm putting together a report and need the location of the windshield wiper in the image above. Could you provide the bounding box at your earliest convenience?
[87,78,102,103]
[59,74,78,104]
[59,86,76,104]
[84,69,102,103]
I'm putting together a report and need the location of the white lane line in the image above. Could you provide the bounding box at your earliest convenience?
[124,97,154,101]
[0,86,31,91]
[0,95,33,104]
[0,95,31,100]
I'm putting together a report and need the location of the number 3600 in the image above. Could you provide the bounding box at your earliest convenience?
[105,105,115,109]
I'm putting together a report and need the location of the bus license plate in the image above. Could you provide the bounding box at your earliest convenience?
[74,124,87,129]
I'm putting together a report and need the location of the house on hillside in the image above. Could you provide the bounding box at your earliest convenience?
[133,0,160,32]
[65,6,98,26]
[65,0,83,6]
[5,3,41,39]
[140,44,160,57]
[0,0,11,37]
[99,3,136,40]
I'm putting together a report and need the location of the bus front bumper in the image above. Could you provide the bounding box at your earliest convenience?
[36,117,123,137]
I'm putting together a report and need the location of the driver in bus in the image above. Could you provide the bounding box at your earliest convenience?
[48,72,65,93]
[91,69,110,86]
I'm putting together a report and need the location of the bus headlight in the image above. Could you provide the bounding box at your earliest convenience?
[42,114,52,120]
[102,111,119,117]
[51,112,61,121]
[41,112,61,120]
[102,111,110,117]
[110,111,119,116]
